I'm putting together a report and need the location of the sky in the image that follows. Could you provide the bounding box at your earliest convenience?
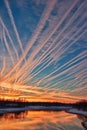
[0,0,87,102]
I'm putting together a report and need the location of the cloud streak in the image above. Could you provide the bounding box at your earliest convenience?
[0,0,87,102]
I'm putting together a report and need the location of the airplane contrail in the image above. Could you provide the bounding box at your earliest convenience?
[0,17,19,60]
[3,0,57,80]
[4,0,24,59]
[3,29,15,65]
[15,0,79,82]
[25,3,86,80]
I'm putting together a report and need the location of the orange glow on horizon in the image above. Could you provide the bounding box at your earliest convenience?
[0,82,85,103]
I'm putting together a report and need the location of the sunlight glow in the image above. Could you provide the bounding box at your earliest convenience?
[0,0,87,102]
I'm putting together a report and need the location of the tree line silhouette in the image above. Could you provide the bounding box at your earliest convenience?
[0,99,87,110]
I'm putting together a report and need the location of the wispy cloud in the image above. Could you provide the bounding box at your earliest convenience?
[0,0,87,102]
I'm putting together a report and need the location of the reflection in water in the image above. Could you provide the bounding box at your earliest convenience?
[77,115,87,130]
[0,110,86,130]
[0,111,27,120]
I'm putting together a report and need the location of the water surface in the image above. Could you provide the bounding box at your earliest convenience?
[0,110,86,130]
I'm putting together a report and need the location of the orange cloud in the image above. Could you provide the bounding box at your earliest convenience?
[0,81,85,103]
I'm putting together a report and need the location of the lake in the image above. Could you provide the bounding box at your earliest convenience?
[0,110,86,130]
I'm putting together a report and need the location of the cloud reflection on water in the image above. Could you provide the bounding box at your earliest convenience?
[0,110,85,130]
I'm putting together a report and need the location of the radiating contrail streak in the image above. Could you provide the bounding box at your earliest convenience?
[34,0,86,64]
[25,5,86,80]
[13,0,57,78]
[0,57,6,76]
[45,54,87,86]
[3,0,57,80]
[25,2,76,64]
[17,56,53,84]
[3,29,15,65]
[40,48,87,84]
[28,24,87,82]
[45,59,87,90]
[55,67,87,88]
[6,2,61,83]
[7,0,78,81]
[17,0,79,82]
[0,0,87,101]
[48,14,86,59]
[4,0,24,58]
[66,67,87,89]
[23,0,57,58]
[41,65,87,90]
[50,66,87,91]
[71,81,87,93]
[0,17,19,61]
[34,50,87,88]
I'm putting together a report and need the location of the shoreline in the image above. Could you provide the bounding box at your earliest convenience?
[0,100,87,116]
[66,108,87,116]
[0,106,87,117]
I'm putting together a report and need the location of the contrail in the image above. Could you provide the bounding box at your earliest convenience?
[19,57,52,84]
[0,57,6,76]
[35,0,86,65]
[32,50,87,88]
[52,64,87,91]
[9,0,78,81]
[3,0,57,81]
[45,53,87,86]
[25,3,86,80]
[45,59,87,90]
[0,17,19,60]
[42,66,87,90]
[0,0,87,102]
[4,0,57,80]
[23,0,57,58]
[45,39,86,79]
[56,67,87,88]
[11,0,81,84]
[4,0,24,59]
[71,81,87,93]
[45,59,85,88]
[2,0,87,99]
[3,29,15,65]
[14,0,57,77]
[28,25,87,82]
[66,67,87,90]
[17,0,79,82]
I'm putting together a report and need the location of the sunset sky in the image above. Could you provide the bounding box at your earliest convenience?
[0,0,87,102]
